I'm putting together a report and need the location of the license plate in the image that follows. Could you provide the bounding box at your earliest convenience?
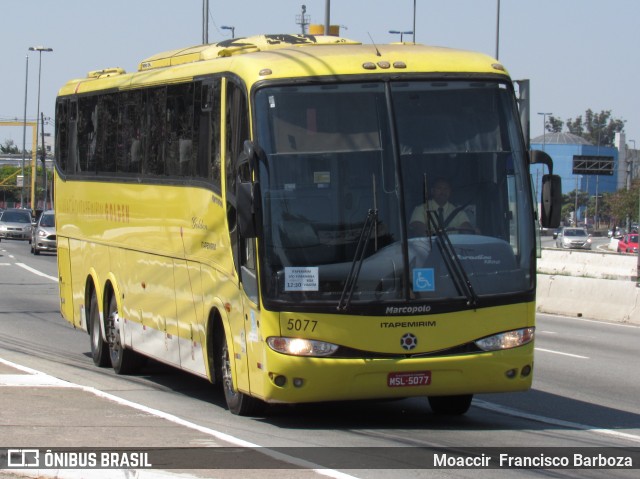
[387,371,431,387]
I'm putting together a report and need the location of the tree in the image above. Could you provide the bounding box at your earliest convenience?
[603,180,640,228]
[561,189,590,225]
[546,116,564,133]
[565,109,625,146]
[1,139,20,154]
[0,165,22,206]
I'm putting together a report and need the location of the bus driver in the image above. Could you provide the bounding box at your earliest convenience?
[409,177,475,236]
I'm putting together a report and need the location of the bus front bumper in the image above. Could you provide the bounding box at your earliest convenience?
[252,344,534,404]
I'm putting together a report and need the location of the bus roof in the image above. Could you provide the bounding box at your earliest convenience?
[57,34,509,97]
[137,34,362,70]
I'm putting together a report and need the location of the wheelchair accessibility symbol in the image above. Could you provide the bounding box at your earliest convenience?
[413,268,435,292]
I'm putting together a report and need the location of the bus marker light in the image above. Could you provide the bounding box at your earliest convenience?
[362,62,376,70]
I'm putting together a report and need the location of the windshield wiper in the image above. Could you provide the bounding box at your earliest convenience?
[426,210,478,308]
[337,209,378,312]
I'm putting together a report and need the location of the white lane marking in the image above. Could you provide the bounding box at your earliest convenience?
[15,262,58,282]
[535,347,589,359]
[475,399,640,444]
[0,374,74,387]
[0,357,357,479]
[541,314,640,329]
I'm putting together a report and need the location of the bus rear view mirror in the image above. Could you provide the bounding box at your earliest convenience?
[541,174,562,228]
[530,149,561,229]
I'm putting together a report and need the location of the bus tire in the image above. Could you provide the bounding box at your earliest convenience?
[107,295,145,375]
[89,288,110,367]
[428,394,473,415]
[218,332,264,416]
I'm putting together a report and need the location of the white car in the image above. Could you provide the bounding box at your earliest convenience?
[554,227,592,250]
[31,210,57,255]
[0,208,33,241]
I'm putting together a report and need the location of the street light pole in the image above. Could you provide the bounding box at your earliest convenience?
[202,0,209,44]
[389,30,413,42]
[413,0,417,43]
[221,25,235,38]
[537,112,552,150]
[29,45,53,211]
[324,0,330,38]
[536,112,552,205]
[495,0,501,59]
[20,55,29,208]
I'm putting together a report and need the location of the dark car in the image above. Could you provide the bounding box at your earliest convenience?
[0,208,33,241]
[30,209,56,255]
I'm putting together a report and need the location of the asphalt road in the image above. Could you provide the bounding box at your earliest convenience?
[540,233,613,251]
[1,238,639,478]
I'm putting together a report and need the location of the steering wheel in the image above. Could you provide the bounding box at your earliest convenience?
[445,227,477,235]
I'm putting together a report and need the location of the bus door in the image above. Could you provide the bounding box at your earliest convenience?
[223,78,253,394]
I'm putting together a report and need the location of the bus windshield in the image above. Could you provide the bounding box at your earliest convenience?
[254,80,534,311]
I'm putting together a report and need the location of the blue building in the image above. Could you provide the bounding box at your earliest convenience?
[530,132,618,199]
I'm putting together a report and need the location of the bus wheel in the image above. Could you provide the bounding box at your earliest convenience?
[428,394,473,415]
[89,289,110,367]
[219,333,264,416]
[106,295,144,375]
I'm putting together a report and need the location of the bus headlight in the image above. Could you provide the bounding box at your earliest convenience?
[474,327,535,351]
[267,337,339,357]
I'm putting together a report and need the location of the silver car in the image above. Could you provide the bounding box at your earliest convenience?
[0,208,33,241]
[31,210,56,255]
[554,227,592,250]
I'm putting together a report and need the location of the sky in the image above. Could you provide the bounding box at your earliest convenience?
[1,0,638,150]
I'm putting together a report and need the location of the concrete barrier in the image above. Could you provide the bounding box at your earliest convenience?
[537,248,637,281]
[536,248,640,324]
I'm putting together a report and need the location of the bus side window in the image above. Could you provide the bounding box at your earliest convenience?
[77,96,98,173]
[55,100,69,173]
[97,94,118,173]
[68,100,78,173]
[197,79,222,188]
[166,83,197,177]
[144,87,167,176]
[117,91,143,175]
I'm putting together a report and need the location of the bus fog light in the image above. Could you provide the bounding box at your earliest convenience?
[521,365,532,377]
[273,375,287,387]
[474,327,535,352]
[505,369,517,379]
[267,337,339,357]
[293,378,304,388]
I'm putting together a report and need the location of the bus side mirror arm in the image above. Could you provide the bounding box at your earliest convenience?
[530,149,562,229]
[236,140,261,239]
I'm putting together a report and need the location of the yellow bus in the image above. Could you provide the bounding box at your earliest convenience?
[54,34,561,416]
